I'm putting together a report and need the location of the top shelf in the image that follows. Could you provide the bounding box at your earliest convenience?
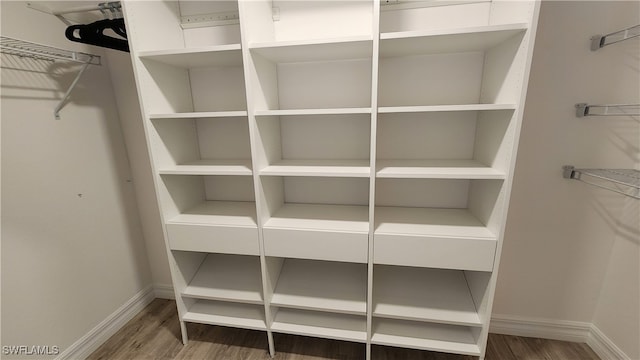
[138,44,242,68]
[0,36,101,65]
[249,36,373,63]
[380,23,528,58]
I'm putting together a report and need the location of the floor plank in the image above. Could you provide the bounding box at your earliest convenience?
[88,299,601,360]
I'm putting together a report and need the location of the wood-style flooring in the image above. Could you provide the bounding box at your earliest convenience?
[88,299,600,360]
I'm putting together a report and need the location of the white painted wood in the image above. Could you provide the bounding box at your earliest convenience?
[264,203,369,233]
[167,223,260,255]
[375,178,470,208]
[261,159,370,177]
[374,206,496,271]
[380,2,491,33]
[264,228,368,263]
[271,259,367,315]
[255,108,371,116]
[376,159,505,179]
[158,159,252,176]
[250,37,373,63]
[138,45,243,68]
[150,111,248,119]
[182,253,263,304]
[371,319,480,356]
[283,177,370,206]
[271,308,367,343]
[373,266,481,326]
[380,23,527,58]
[183,300,267,331]
[167,201,257,227]
[378,104,516,113]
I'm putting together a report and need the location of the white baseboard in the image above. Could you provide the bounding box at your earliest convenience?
[587,324,631,360]
[56,285,155,360]
[153,283,175,299]
[490,314,631,360]
[490,314,591,343]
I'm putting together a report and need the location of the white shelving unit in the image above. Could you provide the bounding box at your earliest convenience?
[123,0,540,358]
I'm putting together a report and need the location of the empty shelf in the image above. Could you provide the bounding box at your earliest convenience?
[271,259,367,315]
[158,159,252,176]
[265,203,369,233]
[378,104,516,113]
[183,300,266,330]
[255,107,372,116]
[261,159,370,177]
[250,36,373,63]
[167,201,257,227]
[380,23,528,57]
[271,308,367,343]
[372,319,480,356]
[376,160,505,179]
[375,207,495,240]
[182,254,263,304]
[138,44,243,68]
[374,266,481,326]
[149,111,248,119]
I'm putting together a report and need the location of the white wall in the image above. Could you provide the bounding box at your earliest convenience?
[1,2,152,358]
[494,1,639,358]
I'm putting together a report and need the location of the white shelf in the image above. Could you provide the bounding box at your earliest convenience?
[255,108,372,116]
[250,36,373,63]
[149,111,248,119]
[183,300,266,331]
[380,23,528,57]
[372,319,480,356]
[378,104,516,113]
[271,308,367,343]
[167,201,257,227]
[271,259,367,315]
[158,159,252,176]
[376,160,504,179]
[260,159,370,178]
[264,203,369,233]
[182,253,263,304]
[374,266,481,326]
[375,206,495,240]
[138,44,243,68]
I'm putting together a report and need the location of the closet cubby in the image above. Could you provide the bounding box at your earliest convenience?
[260,176,369,263]
[125,0,539,358]
[374,178,503,271]
[255,112,371,177]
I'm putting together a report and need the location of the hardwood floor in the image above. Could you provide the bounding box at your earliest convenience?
[88,299,600,360]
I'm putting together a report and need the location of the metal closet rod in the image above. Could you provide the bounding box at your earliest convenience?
[575,103,640,117]
[591,24,640,51]
[563,166,640,200]
[0,36,101,120]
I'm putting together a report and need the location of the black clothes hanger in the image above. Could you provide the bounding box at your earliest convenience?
[65,18,129,53]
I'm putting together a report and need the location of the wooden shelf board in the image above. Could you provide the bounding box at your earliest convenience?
[372,319,480,356]
[183,300,266,331]
[375,206,495,240]
[149,111,248,119]
[264,203,369,233]
[271,259,367,315]
[261,159,370,177]
[182,253,263,304]
[167,201,257,227]
[272,308,367,343]
[255,108,372,116]
[378,104,516,113]
[250,36,373,63]
[159,159,253,176]
[376,159,505,179]
[380,23,528,57]
[374,266,481,326]
[139,44,243,68]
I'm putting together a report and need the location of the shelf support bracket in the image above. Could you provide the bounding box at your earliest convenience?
[54,61,91,120]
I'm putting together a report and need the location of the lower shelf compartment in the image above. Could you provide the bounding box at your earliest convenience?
[371,318,481,356]
[182,299,267,331]
[271,308,367,343]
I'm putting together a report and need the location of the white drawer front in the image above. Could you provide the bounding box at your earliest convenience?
[374,234,496,271]
[167,224,259,255]
[264,228,368,263]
